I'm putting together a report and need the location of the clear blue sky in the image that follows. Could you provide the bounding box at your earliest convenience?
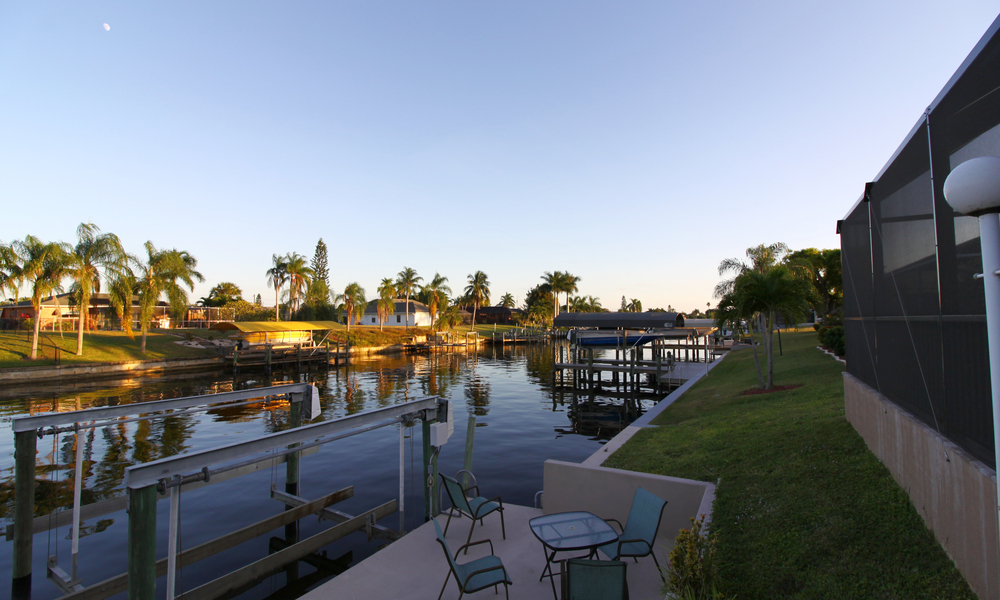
[2,2,997,312]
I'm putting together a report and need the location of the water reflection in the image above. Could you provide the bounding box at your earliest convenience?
[0,342,663,600]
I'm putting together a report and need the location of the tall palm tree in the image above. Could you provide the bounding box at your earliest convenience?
[395,267,422,328]
[497,292,515,308]
[541,271,564,317]
[65,223,132,355]
[0,242,23,302]
[283,252,314,317]
[559,272,580,313]
[377,278,396,332]
[1,236,69,359]
[464,271,490,328]
[266,254,288,321]
[342,282,366,331]
[136,242,203,353]
[421,272,451,331]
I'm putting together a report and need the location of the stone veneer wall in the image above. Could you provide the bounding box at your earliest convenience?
[844,373,998,600]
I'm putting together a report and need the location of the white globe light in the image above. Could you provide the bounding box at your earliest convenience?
[943,156,1000,216]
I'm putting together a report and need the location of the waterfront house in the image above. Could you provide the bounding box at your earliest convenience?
[361,299,433,327]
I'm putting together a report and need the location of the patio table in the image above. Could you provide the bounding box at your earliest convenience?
[529,511,619,599]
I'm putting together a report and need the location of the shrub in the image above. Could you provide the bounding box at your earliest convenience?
[666,515,719,599]
[818,325,845,357]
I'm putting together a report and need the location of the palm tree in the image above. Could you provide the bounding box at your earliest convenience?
[497,293,515,308]
[1,236,69,359]
[106,267,137,338]
[377,278,396,332]
[716,265,814,389]
[464,271,490,329]
[541,271,562,318]
[435,304,462,331]
[283,252,314,317]
[0,242,23,302]
[421,273,451,331]
[395,267,422,328]
[266,255,288,321]
[342,282,366,331]
[559,272,580,313]
[136,242,204,353]
[714,243,790,297]
[65,223,132,355]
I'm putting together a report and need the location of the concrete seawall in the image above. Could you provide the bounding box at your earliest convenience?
[0,356,226,384]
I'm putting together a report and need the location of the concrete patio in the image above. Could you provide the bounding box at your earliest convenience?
[299,503,669,600]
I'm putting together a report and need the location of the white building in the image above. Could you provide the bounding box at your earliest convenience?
[361,299,433,327]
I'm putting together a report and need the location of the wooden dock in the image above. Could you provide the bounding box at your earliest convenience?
[227,344,348,374]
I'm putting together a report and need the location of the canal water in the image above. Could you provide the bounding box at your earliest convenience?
[0,342,662,600]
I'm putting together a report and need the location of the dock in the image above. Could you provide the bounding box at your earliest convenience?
[227,344,349,374]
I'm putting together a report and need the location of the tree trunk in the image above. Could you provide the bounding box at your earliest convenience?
[30,304,41,360]
[275,288,281,321]
[747,317,764,388]
[140,327,147,354]
[76,305,85,356]
[472,303,478,331]
[765,311,775,390]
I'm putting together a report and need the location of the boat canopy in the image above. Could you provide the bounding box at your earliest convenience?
[209,321,342,333]
[553,312,684,330]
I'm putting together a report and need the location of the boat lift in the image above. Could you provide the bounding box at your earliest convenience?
[10,384,452,600]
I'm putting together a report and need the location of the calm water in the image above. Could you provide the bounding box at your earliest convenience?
[0,342,660,600]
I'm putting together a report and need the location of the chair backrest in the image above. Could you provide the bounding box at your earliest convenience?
[441,474,472,514]
[433,518,463,577]
[564,559,627,600]
[622,487,668,546]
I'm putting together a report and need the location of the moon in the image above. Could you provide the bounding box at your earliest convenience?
[103,23,110,31]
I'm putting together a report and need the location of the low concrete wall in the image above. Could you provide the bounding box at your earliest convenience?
[543,459,716,553]
[0,356,225,384]
[844,373,998,600]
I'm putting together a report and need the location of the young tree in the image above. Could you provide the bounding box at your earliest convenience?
[201,282,243,307]
[395,267,422,328]
[135,242,204,353]
[464,271,490,328]
[497,292,515,308]
[65,223,132,355]
[2,236,69,359]
[106,267,137,338]
[377,278,396,332]
[266,255,288,321]
[421,272,451,331]
[342,282,366,331]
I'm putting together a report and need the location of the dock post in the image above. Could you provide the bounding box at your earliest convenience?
[12,430,36,600]
[657,354,662,394]
[285,397,302,532]
[588,349,594,389]
[422,419,432,521]
[266,344,272,375]
[462,416,476,489]
[127,484,158,600]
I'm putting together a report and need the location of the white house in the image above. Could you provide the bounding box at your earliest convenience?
[361,299,433,327]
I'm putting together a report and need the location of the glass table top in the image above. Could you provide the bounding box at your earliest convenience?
[529,511,618,551]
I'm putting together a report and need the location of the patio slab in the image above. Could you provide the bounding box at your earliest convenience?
[300,503,668,600]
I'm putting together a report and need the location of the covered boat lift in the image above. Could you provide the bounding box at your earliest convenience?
[209,321,348,373]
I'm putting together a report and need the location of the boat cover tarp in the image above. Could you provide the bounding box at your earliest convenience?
[209,321,342,332]
[553,312,683,329]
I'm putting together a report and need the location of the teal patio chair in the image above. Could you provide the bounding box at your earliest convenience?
[440,473,506,551]
[561,558,629,600]
[596,487,668,573]
[433,518,512,600]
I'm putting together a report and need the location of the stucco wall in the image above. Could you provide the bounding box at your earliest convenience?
[844,373,998,600]
[542,459,715,556]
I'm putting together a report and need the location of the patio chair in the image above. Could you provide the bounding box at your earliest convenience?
[440,472,506,552]
[596,487,667,573]
[561,558,629,600]
[433,518,512,600]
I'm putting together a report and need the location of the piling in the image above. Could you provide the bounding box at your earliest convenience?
[127,485,158,600]
[12,431,36,600]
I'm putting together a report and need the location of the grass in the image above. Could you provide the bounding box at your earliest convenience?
[324,323,535,347]
[0,330,217,369]
[604,330,975,600]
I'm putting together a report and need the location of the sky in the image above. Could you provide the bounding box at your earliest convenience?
[2,1,998,313]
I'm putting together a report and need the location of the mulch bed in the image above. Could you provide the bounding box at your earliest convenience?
[741,384,804,396]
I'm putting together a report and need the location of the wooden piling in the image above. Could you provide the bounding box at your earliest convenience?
[127,485,158,600]
[12,430,36,600]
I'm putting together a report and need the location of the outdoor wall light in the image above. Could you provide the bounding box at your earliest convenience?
[943,156,1000,570]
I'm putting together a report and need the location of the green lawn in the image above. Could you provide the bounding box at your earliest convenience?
[604,330,975,600]
[0,330,217,368]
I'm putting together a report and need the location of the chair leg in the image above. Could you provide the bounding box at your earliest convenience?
[444,509,454,536]
[499,508,506,539]
[650,551,665,582]
[464,518,477,554]
[438,570,452,600]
